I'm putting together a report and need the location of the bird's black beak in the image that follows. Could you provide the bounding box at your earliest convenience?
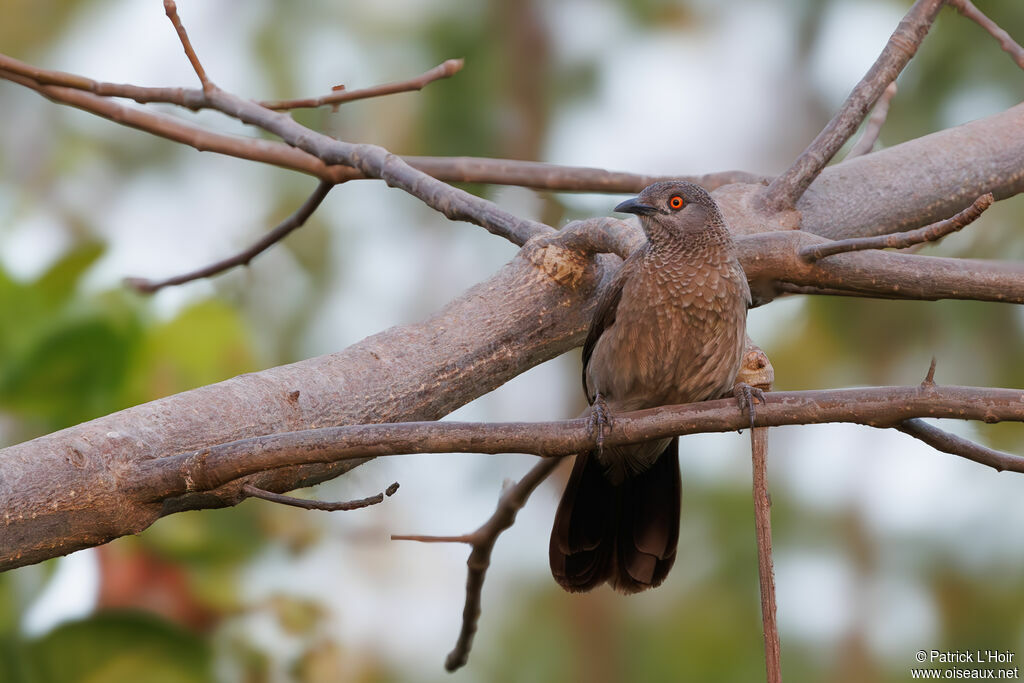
[614,196,658,216]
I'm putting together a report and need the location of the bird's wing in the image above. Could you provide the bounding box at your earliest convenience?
[581,255,634,400]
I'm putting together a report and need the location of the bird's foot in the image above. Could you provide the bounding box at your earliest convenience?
[732,381,766,431]
[588,393,612,455]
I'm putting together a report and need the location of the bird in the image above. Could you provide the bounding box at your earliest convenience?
[549,180,752,594]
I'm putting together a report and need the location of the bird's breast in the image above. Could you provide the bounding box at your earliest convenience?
[585,254,748,412]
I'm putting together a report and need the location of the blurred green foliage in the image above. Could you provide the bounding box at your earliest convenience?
[21,612,212,683]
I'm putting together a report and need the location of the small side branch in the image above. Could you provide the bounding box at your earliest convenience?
[392,457,561,672]
[799,193,993,262]
[241,481,398,511]
[261,59,464,111]
[164,0,212,91]
[896,419,1024,472]
[764,0,944,211]
[125,180,334,293]
[948,0,1024,71]
[845,82,898,159]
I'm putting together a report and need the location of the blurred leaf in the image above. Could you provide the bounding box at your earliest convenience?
[22,611,212,683]
[0,306,140,429]
[125,299,258,403]
[33,242,104,309]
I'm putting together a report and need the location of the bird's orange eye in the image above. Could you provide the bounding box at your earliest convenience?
[669,195,684,210]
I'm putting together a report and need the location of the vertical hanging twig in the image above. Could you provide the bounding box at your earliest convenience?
[752,426,782,683]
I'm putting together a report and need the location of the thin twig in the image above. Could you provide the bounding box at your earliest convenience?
[392,457,560,671]
[261,59,464,111]
[799,193,993,262]
[401,157,767,193]
[948,0,1024,71]
[125,180,334,293]
[0,61,762,196]
[751,427,782,683]
[163,0,212,91]
[241,481,398,511]
[0,52,763,195]
[845,81,897,159]
[123,384,1024,503]
[764,0,944,211]
[896,419,1024,472]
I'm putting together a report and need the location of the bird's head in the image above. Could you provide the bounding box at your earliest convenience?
[613,180,725,242]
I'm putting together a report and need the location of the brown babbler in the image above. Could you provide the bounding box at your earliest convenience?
[549,180,752,593]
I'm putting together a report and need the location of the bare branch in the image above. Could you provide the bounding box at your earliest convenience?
[751,427,782,683]
[948,0,1024,71]
[393,458,560,671]
[120,384,1024,508]
[401,158,768,193]
[845,81,898,159]
[0,57,552,246]
[6,50,1024,236]
[203,86,555,245]
[799,193,993,262]
[738,229,1024,306]
[765,0,944,211]
[260,59,465,111]
[125,180,334,293]
[744,347,781,683]
[163,0,212,91]
[0,239,610,572]
[241,481,398,511]
[897,419,1024,472]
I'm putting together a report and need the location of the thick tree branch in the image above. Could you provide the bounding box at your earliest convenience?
[765,0,944,211]
[738,229,1024,305]
[260,59,464,111]
[0,239,611,571]
[125,180,334,292]
[797,102,1024,239]
[799,193,993,262]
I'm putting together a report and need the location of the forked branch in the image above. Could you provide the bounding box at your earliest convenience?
[393,458,561,672]
[764,0,944,211]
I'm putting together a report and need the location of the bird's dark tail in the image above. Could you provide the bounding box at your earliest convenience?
[549,438,680,594]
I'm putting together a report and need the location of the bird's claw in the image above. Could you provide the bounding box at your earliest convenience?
[588,393,612,455]
[733,381,766,431]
